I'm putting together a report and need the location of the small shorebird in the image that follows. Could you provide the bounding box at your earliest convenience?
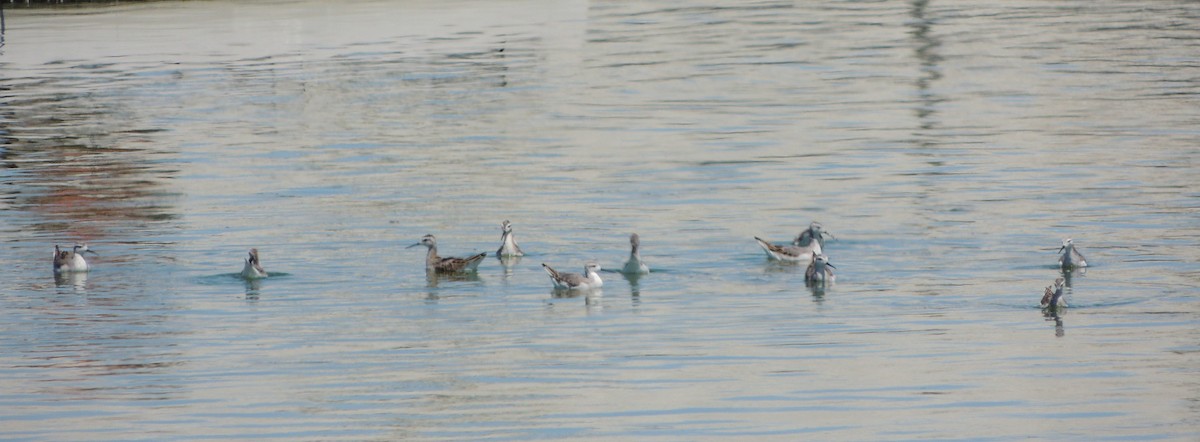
[53,243,97,273]
[409,234,486,273]
[542,262,603,290]
[1041,277,1067,308]
[1058,238,1088,269]
[240,248,268,279]
[794,222,832,250]
[496,220,524,257]
[755,234,821,262]
[805,253,836,283]
[621,233,650,274]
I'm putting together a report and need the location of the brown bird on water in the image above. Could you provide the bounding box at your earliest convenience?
[409,234,486,273]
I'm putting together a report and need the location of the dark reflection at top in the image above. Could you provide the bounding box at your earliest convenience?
[0,75,180,241]
[902,0,953,231]
[908,0,944,134]
[1,2,6,53]
[1,2,181,243]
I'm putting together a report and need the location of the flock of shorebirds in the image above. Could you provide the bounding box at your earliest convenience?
[51,220,1089,307]
[390,220,837,291]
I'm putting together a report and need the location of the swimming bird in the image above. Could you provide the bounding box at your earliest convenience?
[240,248,268,279]
[1058,238,1088,269]
[794,222,832,250]
[542,262,603,290]
[53,243,97,273]
[805,253,836,283]
[409,234,487,273]
[496,220,524,257]
[1041,277,1067,308]
[621,233,650,274]
[755,234,821,262]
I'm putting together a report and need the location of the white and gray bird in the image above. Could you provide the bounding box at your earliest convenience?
[1057,238,1088,269]
[53,243,97,273]
[805,253,836,283]
[755,235,821,263]
[757,222,832,262]
[621,233,650,275]
[496,220,524,257]
[543,262,603,290]
[240,248,268,279]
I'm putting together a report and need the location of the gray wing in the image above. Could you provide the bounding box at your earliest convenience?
[558,272,589,287]
[756,237,803,258]
[543,264,586,287]
[437,254,483,272]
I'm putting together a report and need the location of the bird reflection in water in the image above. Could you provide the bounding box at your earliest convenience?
[498,255,522,280]
[621,271,643,298]
[584,292,603,313]
[1044,310,1066,337]
[54,271,88,291]
[806,280,828,303]
[243,278,263,300]
[423,266,483,303]
[425,270,481,289]
[1061,267,1085,288]
[550,286,602,305]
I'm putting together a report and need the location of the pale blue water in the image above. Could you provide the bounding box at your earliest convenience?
[1,0,1199,440]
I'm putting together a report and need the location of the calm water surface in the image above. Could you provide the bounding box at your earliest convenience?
[2,0,1199,440]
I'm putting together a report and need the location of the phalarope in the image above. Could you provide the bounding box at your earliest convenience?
[794,222,832,250]
[1041,277,1067,308]
[755,235,821,262]
[53,243,97,273]
[805,253,836,283]
[496,220,524,257]
[409,234,487,273]
[1057,238,1088,269]
[240,248,268,279]
[621,233,650,275]
[542,262,603,290]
